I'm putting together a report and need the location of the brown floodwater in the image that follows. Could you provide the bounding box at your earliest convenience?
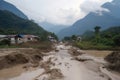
[84,50,112,57]
[0,64,25,79]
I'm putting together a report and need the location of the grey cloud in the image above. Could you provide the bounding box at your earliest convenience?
[6,0,112,25]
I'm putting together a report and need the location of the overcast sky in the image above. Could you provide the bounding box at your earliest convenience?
[6,0,112,25]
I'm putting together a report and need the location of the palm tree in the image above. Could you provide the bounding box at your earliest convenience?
[94,26,101,43]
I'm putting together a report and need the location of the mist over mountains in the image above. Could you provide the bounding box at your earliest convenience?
[39,22,69,34]
[58,0,120,39]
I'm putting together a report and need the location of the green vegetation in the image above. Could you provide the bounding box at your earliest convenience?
[63,35,78,41]
[74,26,120,50]
[0,41,53,51]
[75,41,113,50]
[0,10,45,35]
[94,26,101,43]
[0,39,10,46]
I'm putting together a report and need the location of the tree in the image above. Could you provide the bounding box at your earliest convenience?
[71,35,77,41]
[0,39,10,46]
[63,37,71,41]
[113,35,120,46]
[94,26,101,43]
[50,33,58,40]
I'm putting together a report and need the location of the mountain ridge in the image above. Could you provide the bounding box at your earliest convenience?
[58,0,120,39]
[0,0,28,19]
[0,10,48,37]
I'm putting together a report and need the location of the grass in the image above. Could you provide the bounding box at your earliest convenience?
[0,41,53,51]
[74,41,116,50]
[0,45,18,48]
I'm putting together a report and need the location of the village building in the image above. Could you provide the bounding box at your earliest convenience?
[0,34,39,44]
[0,35,6,41]
[48,35,57,42]
[77,36,82,42]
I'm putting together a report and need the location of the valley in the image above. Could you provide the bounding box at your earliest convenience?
[0,0,120,80]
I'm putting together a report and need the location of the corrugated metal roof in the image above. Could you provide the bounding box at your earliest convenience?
[0,34,39,38]
[0,35,6,38]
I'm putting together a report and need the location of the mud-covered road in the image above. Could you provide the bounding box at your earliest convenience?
[0,44,120,80]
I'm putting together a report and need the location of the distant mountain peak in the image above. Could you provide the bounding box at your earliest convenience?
[102,0,120,8]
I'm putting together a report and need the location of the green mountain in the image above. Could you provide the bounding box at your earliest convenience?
[102,26,120,36]
[0,0,28,19]
[0,10,49,37]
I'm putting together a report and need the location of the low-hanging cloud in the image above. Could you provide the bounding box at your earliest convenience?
[6,0,112,25]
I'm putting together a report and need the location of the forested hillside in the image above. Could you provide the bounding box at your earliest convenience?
[0,10,49,38]
[75,26,120,50]
[0,0,27,19]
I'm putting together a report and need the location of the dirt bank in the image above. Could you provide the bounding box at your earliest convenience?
[0,48,44,70]
[105,51,120,72]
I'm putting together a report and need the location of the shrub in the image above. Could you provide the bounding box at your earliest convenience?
[0,39,10,46]
[113,35,120,46]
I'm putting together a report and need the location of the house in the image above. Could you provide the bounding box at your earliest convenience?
[6,34,39,44]
[48,35,57,42]
[77,36,82,42]
[0,35,6,41]
[6,35,16,44]
[16,34,39,43]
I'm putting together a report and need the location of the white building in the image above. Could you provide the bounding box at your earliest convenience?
[3,34,39,44]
